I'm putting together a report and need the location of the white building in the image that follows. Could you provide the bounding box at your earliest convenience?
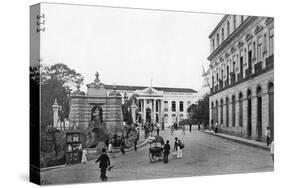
[208,15,274,141]
[105,85,197,127]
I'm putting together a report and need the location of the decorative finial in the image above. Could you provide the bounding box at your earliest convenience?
[94,71,100,83]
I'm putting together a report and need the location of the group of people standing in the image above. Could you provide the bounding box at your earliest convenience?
[162,137,184,164]
[144,122,161,138]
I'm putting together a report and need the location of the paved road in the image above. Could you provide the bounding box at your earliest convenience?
[41,129,273,185]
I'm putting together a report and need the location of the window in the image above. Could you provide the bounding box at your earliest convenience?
[226,97,229,127]
[233,15,236,30]
[269,29,274,56]
[164,101,168,111]
[220,99,223,125]
[172,101,176,112]
[216,33,220,47]
[227,66,229,80]
[257,37,262,62]
[221,69,224,80]
[241,16,244,23]
[212,75,214,87]
[253,42,256,60]
[179,101,184,112]
[263,33,267,55]
[221,28,224,41]
[240,52,243,78]
[227,21,230,36]
[212,38,215,51]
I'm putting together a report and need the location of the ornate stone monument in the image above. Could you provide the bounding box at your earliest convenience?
[68,72,123,147]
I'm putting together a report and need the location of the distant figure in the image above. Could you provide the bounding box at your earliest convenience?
[95,148,110,181]
[120,137,126,155]
[163,140,171,163]
[198,123,201,131]
[177,140,183,159]
[214,123,218,133]
[170,125,174,136]
[189,123,192,132]
[174,137,178,152]
[265,127,271,146]
[156,123,160,136]
[108,141,114,158]
[270,140,274,162]
[134,139,137,151]
[81,148,88,164]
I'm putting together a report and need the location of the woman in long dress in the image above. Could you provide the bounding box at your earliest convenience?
[81,148,88,164]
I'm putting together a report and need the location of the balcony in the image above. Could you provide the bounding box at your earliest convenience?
[254,61,262,73]
[266,55,274,68]
[245,68,252,78]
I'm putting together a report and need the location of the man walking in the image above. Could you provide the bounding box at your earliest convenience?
[174,137,178,152]
[163,140,170,163]
[189,123,192,132]
[95,148,111,181]
[265,127,271,147]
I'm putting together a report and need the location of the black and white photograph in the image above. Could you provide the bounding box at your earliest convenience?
[28,1,275,186]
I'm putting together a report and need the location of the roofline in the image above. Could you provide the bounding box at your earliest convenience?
[208,15,229,39]
[104,84,197,93]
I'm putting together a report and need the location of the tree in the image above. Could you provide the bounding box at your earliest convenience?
[40,63,84,128]
[187,94,209,123]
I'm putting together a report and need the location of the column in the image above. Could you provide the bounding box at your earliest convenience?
[160,100,164,125]
[251,97,257,138]
[153,99,156,123]
[143,99,146,123]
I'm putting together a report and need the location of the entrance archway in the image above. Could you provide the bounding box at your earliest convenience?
[256,86,262,140]
[247,89,252,137]
[146,108,151,123]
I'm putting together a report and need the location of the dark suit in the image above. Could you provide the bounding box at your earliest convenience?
[95,153,110,181]
[163,143,170,163]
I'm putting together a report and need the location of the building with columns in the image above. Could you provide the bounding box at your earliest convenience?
[105,85,197,127]
[208,15,274,141]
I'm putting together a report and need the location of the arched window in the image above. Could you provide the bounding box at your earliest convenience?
[233,15,236,30]
[256,86,262,140]
[239,92,243,127]
[217,33,220,47]
[232,95,236,127]
[268,82,274,140]
[211,102,214,124]
[263,33,267,55]
[222,28,225,41]
[226,97,229,127]
[216,100,219,123]
[253,42,256,61]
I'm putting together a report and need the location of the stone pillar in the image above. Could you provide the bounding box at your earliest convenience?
[262,93,269,138]
[153,99,156,123]
[160,100,164,125]
[242,98,248,135]
[143,99,146,123]
[251,97,257,139]
[52,98,61,127]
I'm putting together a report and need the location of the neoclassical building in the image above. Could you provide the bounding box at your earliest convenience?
[208,15,274,141]
[105,85,197,127]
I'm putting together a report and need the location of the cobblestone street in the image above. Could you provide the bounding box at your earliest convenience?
[41,128,273,185]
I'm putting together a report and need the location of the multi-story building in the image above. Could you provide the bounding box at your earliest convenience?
[208,15,274,141]
[105,85,197,127]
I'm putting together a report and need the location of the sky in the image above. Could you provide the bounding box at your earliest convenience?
[39,3,224,92]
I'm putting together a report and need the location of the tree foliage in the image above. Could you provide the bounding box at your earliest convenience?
[187,94,209,123]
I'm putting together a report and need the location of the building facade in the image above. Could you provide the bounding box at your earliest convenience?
[208,15,274,141]
[105,85,197,127]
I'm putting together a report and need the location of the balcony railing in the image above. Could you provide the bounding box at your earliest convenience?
[254,61,262,73]
[266,55,274,68]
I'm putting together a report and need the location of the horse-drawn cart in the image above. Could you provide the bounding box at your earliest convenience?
[148,135,165,162]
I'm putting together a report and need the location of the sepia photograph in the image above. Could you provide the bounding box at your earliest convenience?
[29,2,274,185]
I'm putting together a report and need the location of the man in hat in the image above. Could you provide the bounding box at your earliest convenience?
[95,148,111,181]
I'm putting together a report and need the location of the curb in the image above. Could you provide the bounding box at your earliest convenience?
[40,164,66,172]
[203,131,270,151]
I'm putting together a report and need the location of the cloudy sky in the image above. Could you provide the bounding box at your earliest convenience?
[39,3,223,92]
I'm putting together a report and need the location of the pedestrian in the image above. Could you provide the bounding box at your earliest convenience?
[189,123,192,132]
[198,123,201,131]
[170,125,174,136]
[120,137,126,155]
[270,140,274,162]
[174,137,178,152]
[163,140,171,163]
[95,148,111,181]
[108,141,114,158]
[134,138,137,151]
[156,123,160,136]
[265,127,271,147]
[177,140,183,159]
[182,125,186,135]
[214,122,218,133]
[81,148,88,164]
